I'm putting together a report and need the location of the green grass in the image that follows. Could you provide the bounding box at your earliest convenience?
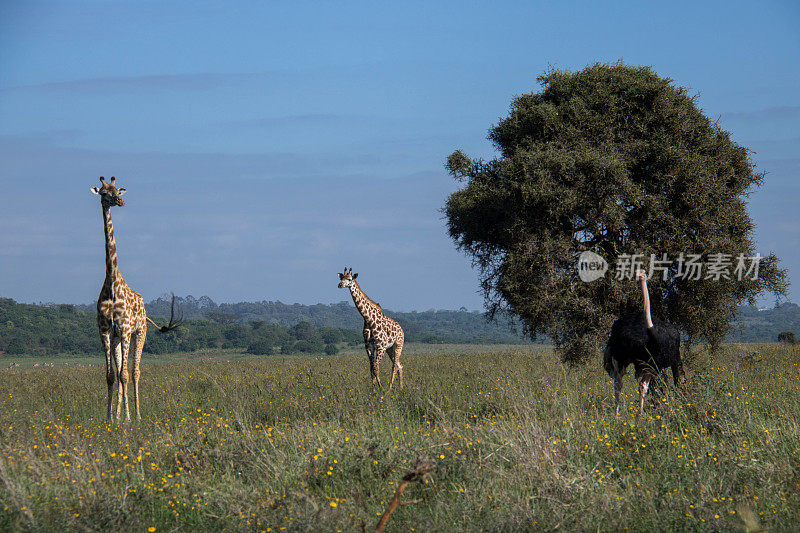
[1,343,799,531]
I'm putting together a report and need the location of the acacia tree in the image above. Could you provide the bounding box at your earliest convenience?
[445,63,788,364]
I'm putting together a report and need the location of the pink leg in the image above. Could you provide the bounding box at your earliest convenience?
[638,372,652,415]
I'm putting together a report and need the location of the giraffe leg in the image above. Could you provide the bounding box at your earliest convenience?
[118,330,132,422]
[365,341,377,385]
[638,371,652,416]
[395,336,404,389]
[100,331,115,422]
[364,339,372,360]
[363,321,372,358]
[111,336,124,422]
[132,327,146,421]
[388,339,404,391]
[388,345,398,391]
[370,345,380,386]
[364,325,374,378]
[613,373,623,417]
[373,341,387,388]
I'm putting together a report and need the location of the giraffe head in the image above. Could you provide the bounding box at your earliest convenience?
[337,267,358,288]
[90,176,126,207]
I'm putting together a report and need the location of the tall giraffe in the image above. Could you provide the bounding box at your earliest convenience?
[91,176,180,422]
[338,268,404,389]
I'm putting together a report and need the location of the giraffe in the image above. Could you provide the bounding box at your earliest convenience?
[90,176,180,422]
[338,268,404,389]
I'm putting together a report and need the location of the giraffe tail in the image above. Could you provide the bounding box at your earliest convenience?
[147,293,183,333]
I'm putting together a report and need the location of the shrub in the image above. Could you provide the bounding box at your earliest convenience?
[247,340,276,355]
[292,339,324,353]
[324,343,339,355]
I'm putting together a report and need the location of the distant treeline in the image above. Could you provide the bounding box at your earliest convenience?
[0,295,530,357]
[3,296,797,357]
[727,303,800,343]
[0,297,361,356]
[80,295,533,344]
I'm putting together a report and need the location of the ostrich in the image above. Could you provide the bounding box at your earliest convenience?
[604,270,683,415]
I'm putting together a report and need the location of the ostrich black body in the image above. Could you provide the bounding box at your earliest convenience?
[603,312,683,385]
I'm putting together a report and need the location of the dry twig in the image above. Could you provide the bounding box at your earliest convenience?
[373,456,436,533]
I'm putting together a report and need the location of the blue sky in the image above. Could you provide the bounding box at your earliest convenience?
[1,0,798,310]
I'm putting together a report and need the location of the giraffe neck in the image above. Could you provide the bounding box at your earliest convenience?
[102,206,120,280]
[349,282,380,324]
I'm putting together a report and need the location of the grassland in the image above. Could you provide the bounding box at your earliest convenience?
[1,343,799,532]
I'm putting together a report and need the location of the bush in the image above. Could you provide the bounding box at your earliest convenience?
[291,339,324,354]
[324,343,339,355]
[6,338,26,355]
[293,321,319,341]
[319,327,344,344]
[247,340,276,355]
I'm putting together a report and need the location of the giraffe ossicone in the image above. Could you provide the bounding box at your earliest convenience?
[338,267,404,389]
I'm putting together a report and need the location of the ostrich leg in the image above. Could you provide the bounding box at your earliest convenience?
[638,372,652,415]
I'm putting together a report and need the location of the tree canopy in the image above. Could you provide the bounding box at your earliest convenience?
[445,63,788,364]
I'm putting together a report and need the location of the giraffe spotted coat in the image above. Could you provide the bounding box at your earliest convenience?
[338,268,404,389]
[91,176,177,422]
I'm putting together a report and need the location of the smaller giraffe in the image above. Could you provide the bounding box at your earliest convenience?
[91,176,180,422]
[338,267,404,389]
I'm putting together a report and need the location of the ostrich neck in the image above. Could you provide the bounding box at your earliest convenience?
[102,206,120,280]
[640,276,654,329]
[349,282,378,324]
